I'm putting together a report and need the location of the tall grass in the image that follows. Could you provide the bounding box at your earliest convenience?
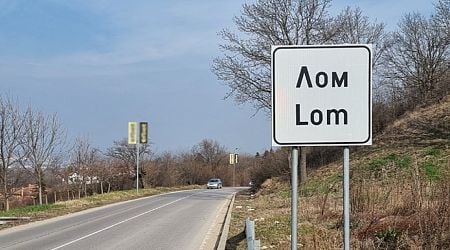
[351,147,450,249]
[226,146,450,249]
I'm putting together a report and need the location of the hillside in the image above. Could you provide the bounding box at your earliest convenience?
[378,95,450,145]
[226,96,450,249]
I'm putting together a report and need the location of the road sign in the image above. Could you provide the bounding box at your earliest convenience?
[272,44,372,146]
[140,122,148,144]
[128,122,137,144]
[229,154,235,165]
[229,153,238,165]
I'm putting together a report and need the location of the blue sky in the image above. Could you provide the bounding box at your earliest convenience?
[0,0,434,155]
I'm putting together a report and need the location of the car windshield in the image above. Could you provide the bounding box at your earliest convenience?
[209,179,219,182]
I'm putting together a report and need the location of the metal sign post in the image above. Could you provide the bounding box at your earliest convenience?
[234,149,238,187]
[343,147,350,249]
[291,147,298,250]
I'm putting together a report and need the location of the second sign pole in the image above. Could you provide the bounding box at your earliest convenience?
[291,146,298,250]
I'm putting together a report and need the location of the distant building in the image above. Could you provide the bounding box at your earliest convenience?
[64,173,99,185]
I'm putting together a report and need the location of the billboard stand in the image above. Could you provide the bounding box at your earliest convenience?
[128,122,148,194]
[136,142,140,193]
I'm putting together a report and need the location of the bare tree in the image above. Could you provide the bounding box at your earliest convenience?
[0,96,26,210]
[212,0,336,112]
[174,140,227,186]
[434,0,450,37]
[21,109,65,206]
[212,0,386,183]
[43,156,65,203]
[178,152,205,185]
[431,0,449,98]
[333,7,388,69]
[69,137,100,197]
[192,139,226,169]
[383,2,449,106]
[145,152,181,187]
[106,138,151,189]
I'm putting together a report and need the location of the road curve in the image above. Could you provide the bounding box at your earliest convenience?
[0,187,245,250]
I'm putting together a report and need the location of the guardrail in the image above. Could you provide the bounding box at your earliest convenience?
[245,218,260,250]
[0,217,30,225]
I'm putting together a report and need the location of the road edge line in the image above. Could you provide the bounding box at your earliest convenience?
[216,193,236,250]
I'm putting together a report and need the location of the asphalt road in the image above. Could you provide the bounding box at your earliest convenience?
[0,187,244,250]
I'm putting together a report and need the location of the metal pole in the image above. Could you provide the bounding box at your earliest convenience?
[343,147,350,250]
[233,163,236,187]
[291,147,298,250]
[136,142,140,193]
[233,148,238,187]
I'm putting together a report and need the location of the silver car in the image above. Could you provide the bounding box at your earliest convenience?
[206,178,222,189]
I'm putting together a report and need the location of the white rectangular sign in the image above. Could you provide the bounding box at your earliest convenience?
[272,45,372,146]
[128,122,137,145]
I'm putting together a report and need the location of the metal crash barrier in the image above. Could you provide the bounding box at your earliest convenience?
[245,218,260,250]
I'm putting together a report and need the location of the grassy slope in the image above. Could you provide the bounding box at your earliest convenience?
[227,96,449,249]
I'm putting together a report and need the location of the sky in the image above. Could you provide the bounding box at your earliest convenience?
[0,0,435,155]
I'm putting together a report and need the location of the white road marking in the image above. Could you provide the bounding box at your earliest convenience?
[51,191,204,250]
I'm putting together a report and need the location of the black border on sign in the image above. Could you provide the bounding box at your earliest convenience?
[272,45,372,146]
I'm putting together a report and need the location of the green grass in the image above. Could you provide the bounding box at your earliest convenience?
[300,174,341,196]
[420,146,447,182]
[375,228,400,245]
[257,215,290,240]
[0,204,65,217]
[423,146,442,157]
[279,190,291,199]
[368,158,390,171]
[83,189,160,204]
[367,153,412,172]
[424,161,441,181]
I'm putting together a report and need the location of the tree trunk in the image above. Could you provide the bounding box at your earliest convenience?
[137,172,145,189]
[3,182,9,211]
[38,185,43,206]
[300,147,308,184]
[38,170,43,206]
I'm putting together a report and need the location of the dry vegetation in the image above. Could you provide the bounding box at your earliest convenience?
[227,145,449,249]
[378,95,450,145]
[226,97,450,249]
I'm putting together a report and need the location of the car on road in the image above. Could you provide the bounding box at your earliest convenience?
[206,178,222,189]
